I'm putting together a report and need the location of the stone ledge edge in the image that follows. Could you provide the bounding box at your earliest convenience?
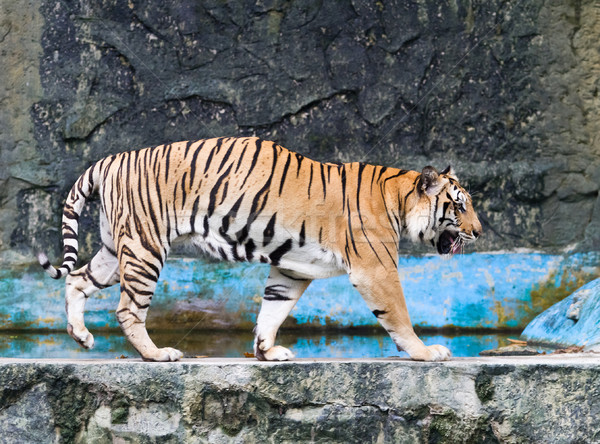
[2,354,599,366]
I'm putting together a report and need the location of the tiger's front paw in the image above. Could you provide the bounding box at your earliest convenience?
[141,347,184,362]
[255,345,295,361]
[409,344,451,361]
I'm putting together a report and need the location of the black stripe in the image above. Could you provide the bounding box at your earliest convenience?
[244,239,256,261]
[279,153,292,195]
[125,260,159,281]
[295,153,304,177]
[299,221,306,247]
[136,160,150,219]
[234,139,250,174]
[382,169,409,185]
[82,265,110,292]
[340,166,347,212]
[207,163,233,217]
[216,140,234,174]
[279,269,308,281]
[404,179,418,209]
[344,232,352,267]
[85,166,94,193]
[372,309,387,318]
[190,196,201,232]
[189,140,207,187]
[263,284,291,301]
[320,163,327,199]
[180,172,188,207]
[307,163,314,198]
[203,215,209,237]
[142,154,162,241]
[184,140,194,157]
[218,207,238,252]
[432,195,440,226]
[217,247,228,261]
[356,163,366,215]
[63,206,80,221]
[355,163,386,267]
[346,201,360,257]
[379,186,399,241]
[269,238,293,266]
[440,201,451,223]
[236,225,249,243]
[203,138,224,174]
[219,181,229,205]
[164,144,171,183]
[376,166,388,183]
[263,213,277,246]
[63,245,78,256]
[241,139,263,187]
[120,286,150,309]
[224,194,245,228]
[155,162,165,220]
[132,213,164,267]
[380,241,397,268]
[165,205,173,245]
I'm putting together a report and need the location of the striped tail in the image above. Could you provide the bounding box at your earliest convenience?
[37,165,98,279]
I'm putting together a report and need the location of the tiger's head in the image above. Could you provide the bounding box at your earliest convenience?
[407,166,482,256]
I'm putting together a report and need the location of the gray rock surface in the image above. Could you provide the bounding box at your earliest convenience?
[1,357,599,443]
[1,1,600,266]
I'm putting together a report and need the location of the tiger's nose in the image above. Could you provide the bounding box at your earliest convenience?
[472,230,481,239]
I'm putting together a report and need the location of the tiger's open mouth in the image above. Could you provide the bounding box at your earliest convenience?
[438,230,463,255]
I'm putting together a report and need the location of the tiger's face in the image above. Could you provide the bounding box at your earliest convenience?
[416,166,482,256]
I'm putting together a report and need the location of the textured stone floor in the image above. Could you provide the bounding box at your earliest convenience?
[1,355,598,443]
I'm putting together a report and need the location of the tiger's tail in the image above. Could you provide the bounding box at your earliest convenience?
[37,164,98,279]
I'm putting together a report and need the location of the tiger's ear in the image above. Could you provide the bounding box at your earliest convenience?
[441,165,458,180]
[420,166,443,195]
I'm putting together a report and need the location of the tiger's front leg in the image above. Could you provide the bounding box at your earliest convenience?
[254,267,311,361]
[349,266,451,361]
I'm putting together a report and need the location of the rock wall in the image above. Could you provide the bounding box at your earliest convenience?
[1,0,600,266]
[1,357,600,443]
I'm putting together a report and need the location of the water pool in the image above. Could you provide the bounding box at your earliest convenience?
[0,330,519,359]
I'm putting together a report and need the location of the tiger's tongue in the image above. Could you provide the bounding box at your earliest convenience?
[451,238,461,254]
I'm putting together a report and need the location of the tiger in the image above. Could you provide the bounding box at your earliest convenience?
[38,137,482,362]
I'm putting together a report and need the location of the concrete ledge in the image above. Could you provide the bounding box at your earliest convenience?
[1,356,599,443]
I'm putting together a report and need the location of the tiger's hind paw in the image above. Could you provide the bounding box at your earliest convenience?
[256,345,294,361]
[67,324,94,349]
[141,347,184,362]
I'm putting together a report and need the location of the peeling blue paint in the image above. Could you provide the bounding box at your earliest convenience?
[1,252,598,331]
[521,278,600,350]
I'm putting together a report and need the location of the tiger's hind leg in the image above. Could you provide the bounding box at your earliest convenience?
[116,242,183,362]
[65,246,120,349]
[254,267,311,361]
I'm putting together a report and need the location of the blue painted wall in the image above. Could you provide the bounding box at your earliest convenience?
[1,252,598,332]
